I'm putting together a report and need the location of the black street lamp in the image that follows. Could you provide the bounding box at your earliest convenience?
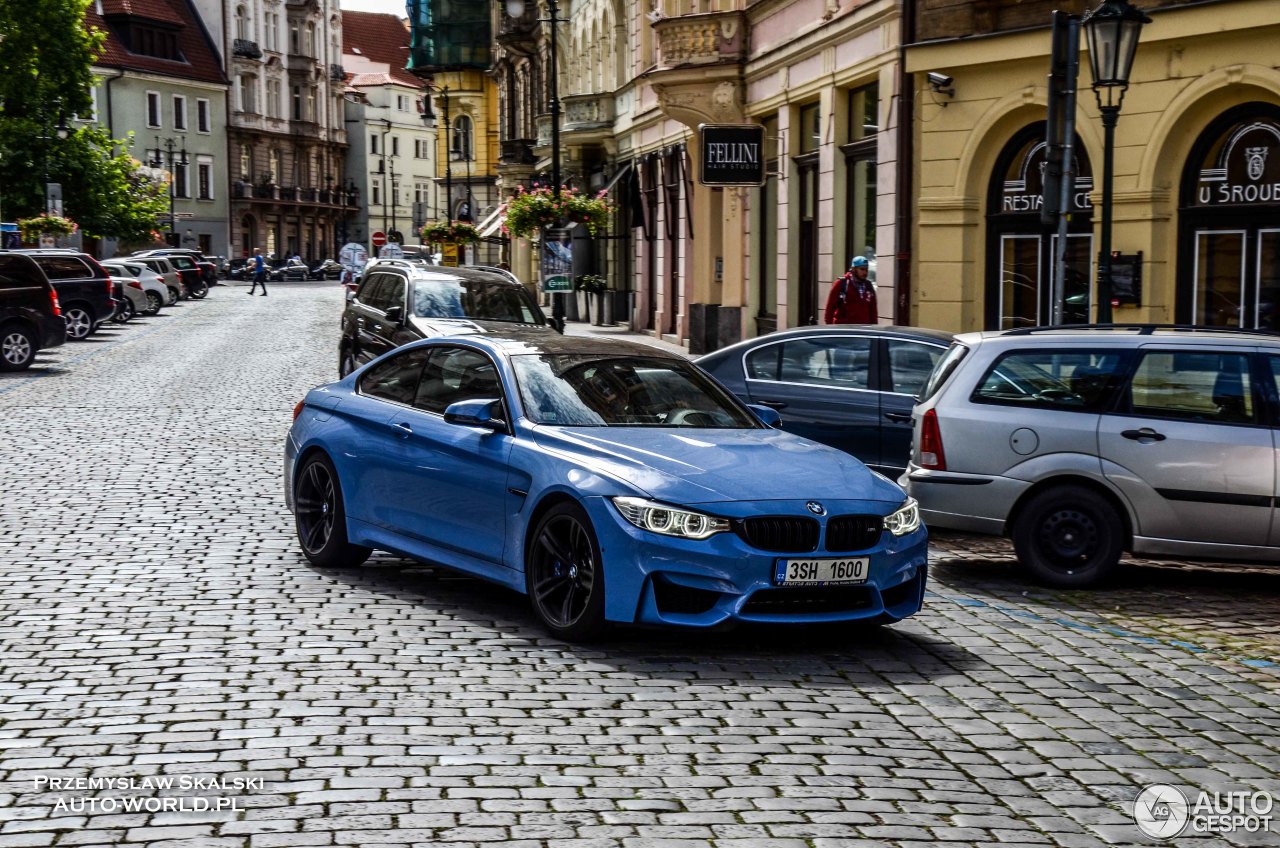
[1082,0,1150,323]
[149,136,189,246]
[504,0,564,322]
[38,115,70,217]
[421,86,453,224]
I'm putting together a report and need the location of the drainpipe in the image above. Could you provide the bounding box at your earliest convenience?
[894,0,915,325]
[102,67,125,139]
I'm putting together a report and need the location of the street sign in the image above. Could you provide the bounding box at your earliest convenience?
[699,124,766,186]
[441,244,459,267]
[371,231,387,247]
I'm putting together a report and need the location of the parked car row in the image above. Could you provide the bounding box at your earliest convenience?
[0,247,214,372]
[223,256,344,282]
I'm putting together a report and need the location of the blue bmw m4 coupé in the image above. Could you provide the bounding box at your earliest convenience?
[285,334,928,640]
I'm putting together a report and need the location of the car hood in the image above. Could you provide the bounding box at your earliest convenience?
[531,426,904,505]
[409,316,554,338]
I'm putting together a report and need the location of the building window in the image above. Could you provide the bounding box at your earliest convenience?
[451,115,473,160]
[372,183,380,205]
[238,75,256,113]
[289,21,300,54]
[198,161,213,199]
[291,85,302,121]
[265,13,278,51]
[306,22,316,56]
[842,83,880,283]
[391,136,399,157]
[173,95,187,130]
[848,82,879,142]
[78,87,98,122]
[306,89,316,122]
[235,4,249,40]
[269,149,281,183]
[756,115,779,334]
[370,133,379,155]
[397,95,408,111]
[146,91,161,127]
[266,79,281,118]
[798,103,820,154]
[239,147,250,180]
[174,162,189,198]
[196,98,210,132]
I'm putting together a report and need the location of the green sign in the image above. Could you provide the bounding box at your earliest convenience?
[543,274,572,292]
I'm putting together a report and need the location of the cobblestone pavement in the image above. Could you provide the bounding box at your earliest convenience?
[0,282,1277,848]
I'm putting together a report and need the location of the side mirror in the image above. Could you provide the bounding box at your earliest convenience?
[384,305,404,324]
[549,316,566,334]
[443,398,507,432]
[747,404,782,428]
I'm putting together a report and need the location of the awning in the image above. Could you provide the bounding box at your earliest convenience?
[600,162,632,195]
[476,205,505,238]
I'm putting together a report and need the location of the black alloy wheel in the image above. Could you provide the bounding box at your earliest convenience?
[293,454,371,568]
[526,502,606,640]
[0,324,36,372]
[1012,485,1123,588]
[188,279,209,299]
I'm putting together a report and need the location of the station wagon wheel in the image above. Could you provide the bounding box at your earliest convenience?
[294,454,371,569]
[527,502,606,640]
[0,325,36,372]
[145,291,164,313]
[64,306,93,340]
[1013,485,1123,588]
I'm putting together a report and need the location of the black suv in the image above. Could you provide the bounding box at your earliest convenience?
[9,250,115,341]
[338,263,557,376]
[0,253,67,371]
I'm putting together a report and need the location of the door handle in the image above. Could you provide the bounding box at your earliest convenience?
[391,421,413,437]
[1121,428,1166,442]
[884,412,913,423]
[759,400,788,410]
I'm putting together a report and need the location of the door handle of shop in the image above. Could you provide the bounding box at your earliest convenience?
[758,400,788,410]
[884,411,913,423]
[391,421,413,437]
[1121,428,1166,442]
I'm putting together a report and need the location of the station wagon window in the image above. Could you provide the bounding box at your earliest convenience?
[886,340,944,395]
[1128,351,1254,424]
[0,256,42,287]
[746,336,872,389]
[33,257,93,279]
[973,350,1127,411]
[358,347,430,405]
[414,348,502,414]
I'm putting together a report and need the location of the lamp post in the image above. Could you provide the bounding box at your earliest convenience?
[421,86,453,224]
[504,0,564,322]
[38,115,70,216]
[1082,0,1150,324]
[149,136,190,246]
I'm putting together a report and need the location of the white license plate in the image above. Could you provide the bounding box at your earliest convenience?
[774,557,869,586]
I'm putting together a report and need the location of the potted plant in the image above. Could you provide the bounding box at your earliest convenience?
[17,214,78,242]
[501,185,613,239]
[420,220,481,244]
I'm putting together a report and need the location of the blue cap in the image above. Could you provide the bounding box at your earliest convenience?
[850,256,869,269]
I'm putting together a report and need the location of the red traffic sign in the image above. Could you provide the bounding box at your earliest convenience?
[371,231,386,247]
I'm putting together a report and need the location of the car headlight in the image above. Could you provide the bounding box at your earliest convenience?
[612,497,730,540]
[884,497,921,536]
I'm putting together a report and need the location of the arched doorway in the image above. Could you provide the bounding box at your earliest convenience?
[1177,102,1280,328]
[985,122,1094,329]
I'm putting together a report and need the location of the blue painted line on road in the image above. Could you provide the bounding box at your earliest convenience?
[0,315,182,397]
[925,590,1275,672]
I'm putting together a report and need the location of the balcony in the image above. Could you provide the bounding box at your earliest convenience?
[496,5,538,53]
[230,182,360,209]
[233,38,262,59]
[328,63,345,81]
[290,120,321,138]
[563,93,614,132]
[654,10,747,67]
[535,114,551,148]
[499,138,536,166]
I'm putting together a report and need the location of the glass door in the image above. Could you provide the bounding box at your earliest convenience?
[1193,230,1246,327]
[1048,233,1093,325]
[999,235,1040,329]
[1258,230,1280,329]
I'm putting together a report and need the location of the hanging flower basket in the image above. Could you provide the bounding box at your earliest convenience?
[575,274,607,294]
[17,215,78,241]
[501,185,613,239]
[420,221,480,244]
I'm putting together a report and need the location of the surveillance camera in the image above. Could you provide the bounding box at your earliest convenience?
[927,72,954,90]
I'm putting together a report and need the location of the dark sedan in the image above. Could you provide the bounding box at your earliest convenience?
[696,325,953,476]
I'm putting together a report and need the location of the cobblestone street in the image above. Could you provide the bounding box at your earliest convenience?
[0,282,1277,848]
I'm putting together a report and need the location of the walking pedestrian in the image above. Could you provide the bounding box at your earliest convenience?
[824,255,876,324]
[249,247,268,296]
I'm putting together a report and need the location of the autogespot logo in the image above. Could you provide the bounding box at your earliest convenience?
[1133,784,1274,839]
[1134,785,1190,839]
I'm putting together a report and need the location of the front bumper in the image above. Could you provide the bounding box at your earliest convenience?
[582,497,929,628]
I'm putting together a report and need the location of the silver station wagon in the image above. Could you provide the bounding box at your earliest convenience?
[903,325,1280,586]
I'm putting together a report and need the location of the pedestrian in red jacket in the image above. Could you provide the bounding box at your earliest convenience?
[824,256,877,324]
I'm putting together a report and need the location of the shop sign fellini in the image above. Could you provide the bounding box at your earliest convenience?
[1196,120,1280,206]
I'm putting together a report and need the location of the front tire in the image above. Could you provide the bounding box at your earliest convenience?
[64,305,94,340]
[294,453,371,569]
[1012,485,1123,588]
[166,286,179,306]
[0,324,36,372]
[188,280,209,299]
[526,501,607,641]
[338,345,357,378]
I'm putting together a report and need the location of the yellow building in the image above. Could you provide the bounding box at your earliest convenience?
[906,0,1280,331]
[427,68,501,264]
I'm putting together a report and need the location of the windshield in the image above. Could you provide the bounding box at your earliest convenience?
[513,354,760,428]
[412,277,544,324]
